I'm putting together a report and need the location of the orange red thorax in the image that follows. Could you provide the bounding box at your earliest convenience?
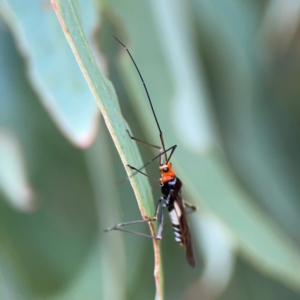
[159,162,176,184]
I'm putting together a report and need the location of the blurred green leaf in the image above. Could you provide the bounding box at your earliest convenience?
[105,0,300,294]
[0,129,35,212]
[1,0,300,299]
[219,256,300,300]
[0,0,99,147]
[0,19,99,298]
[84,122,127,300]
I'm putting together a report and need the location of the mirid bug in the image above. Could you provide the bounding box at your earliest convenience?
[105,36,197,267]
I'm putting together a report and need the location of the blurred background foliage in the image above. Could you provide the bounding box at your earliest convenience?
[0,0,300,299]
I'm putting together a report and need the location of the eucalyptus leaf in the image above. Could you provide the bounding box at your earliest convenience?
[0,0,99,147]
[51,0,163,298]
[0,129,35,211]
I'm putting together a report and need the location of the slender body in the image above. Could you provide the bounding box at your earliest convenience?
[160,162,195,267]
[105,36,197,267]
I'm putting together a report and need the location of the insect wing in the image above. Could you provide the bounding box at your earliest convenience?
[175,195,196,267]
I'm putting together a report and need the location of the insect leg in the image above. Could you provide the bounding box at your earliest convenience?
[104,198,164,240]
[126,165,160,184]
[119,145,177,185]
[157,198,166,239]
[183,200,198,215]
[126,129,160,149]
[165,144,177,163]
[132,145,177,175]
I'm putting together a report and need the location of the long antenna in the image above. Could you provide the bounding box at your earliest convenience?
[113,35,167,161]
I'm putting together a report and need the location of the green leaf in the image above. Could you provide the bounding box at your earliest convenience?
[51,0,163,298]
[0,129,35,212]
[0,22,100,297]
[0,0,99,147]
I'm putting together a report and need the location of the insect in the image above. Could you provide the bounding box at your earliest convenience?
[105,35,197,267]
